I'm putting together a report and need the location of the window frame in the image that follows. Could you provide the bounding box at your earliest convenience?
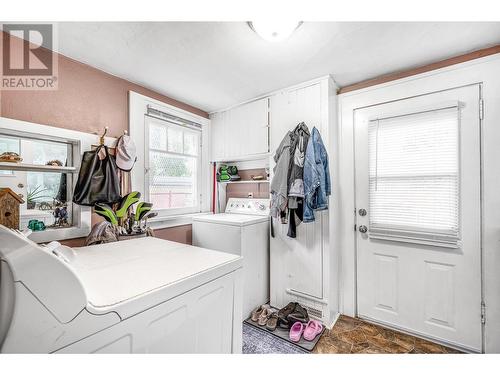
[129,91,211,227]
[144,115,203,216]
[0,134,20,176]
[0,116,96,243]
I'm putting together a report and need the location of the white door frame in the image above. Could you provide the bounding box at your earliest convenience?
[335,54,500,353]
[351,84,483,352]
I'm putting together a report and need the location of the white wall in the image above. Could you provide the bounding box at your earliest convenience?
[336,54,500,353]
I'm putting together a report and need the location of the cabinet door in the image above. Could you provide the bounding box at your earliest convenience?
[243,98,269,156]
[218,98,269,160]
[269,82,325,302]
[56,272,237,353]
[210,112,226,161]
[225,105,244,159]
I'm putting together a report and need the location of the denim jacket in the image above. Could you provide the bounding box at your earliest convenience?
[303,127,331,223]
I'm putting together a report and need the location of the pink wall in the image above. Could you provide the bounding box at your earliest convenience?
[155,225,193,245]
[60,225,193,248]
[0,32,207,138]
[1,32,206,244]
[225,168,269,201]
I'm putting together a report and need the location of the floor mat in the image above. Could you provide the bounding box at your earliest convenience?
[244,317,325,352]
[242,322,309,354]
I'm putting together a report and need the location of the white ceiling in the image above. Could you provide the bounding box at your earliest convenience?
[57,22,500,112]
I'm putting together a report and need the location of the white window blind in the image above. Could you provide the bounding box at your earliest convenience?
[368,106,460,247]
[146,116,201,215]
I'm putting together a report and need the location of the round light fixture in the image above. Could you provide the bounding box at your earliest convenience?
[249,21,302,42]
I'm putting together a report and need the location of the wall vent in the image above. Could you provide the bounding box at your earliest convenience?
[304,305,323,319]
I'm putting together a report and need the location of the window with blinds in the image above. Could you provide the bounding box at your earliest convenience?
[368,106,460,247]
[146,115,201,215]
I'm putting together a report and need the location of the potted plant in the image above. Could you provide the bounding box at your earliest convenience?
[26,186,52,210]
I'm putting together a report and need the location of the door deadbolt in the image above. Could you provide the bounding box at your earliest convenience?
[358,225,368,233]
[358,208,367,216]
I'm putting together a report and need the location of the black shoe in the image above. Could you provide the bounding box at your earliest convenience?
[277,302,297,329]
[287,303,309,325]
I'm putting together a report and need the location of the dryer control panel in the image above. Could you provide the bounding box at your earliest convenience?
[225,198,270,216]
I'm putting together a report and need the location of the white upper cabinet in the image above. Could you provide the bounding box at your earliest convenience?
[240,98,269,156]
[210,111,226,161]
[210,97,269,161]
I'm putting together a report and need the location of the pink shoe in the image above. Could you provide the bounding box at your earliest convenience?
[289,322,305,342]
[303,320,323,341]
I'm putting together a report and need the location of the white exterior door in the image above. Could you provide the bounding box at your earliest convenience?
[354,85,482,352]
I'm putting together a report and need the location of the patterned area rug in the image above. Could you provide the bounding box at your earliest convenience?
[242,322,308,354]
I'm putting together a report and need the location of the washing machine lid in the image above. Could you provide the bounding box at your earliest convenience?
[70,237,241,315]
[192,213,269,226]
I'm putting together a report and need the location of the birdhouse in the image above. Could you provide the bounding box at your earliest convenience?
[0,188,25,230]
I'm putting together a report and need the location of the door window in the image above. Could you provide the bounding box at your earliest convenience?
[368,106,460,246]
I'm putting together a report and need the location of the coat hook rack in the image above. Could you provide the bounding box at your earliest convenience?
[99,126,109,146]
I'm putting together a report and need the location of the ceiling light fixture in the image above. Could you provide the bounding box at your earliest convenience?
[248,21,302,42]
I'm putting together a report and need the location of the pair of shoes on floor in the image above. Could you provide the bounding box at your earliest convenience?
[277,302,309,329]
[290,320,323,342]
[251,304,274,327]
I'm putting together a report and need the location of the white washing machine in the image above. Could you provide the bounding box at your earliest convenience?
[192,198,270,319]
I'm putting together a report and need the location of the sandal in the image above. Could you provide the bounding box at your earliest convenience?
[303,320,323,341]
[258,308,272,326]
[266,313,279,331]
[251,304,269,322]
[289,322,305,342]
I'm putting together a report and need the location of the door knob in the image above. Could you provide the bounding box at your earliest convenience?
[358,208,367,216]
[359,225,368,233]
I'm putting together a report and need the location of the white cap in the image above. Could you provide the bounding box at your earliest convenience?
[116,135,137,171]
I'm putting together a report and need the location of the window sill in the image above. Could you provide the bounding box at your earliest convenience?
[28,225,91,244]
[28,212,210,242]
[148,211,212,230]
[0,161,77,173]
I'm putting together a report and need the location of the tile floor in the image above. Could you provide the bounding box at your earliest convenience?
[313,315,462,354]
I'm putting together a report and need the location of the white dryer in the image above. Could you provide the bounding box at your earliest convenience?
[0,225,243,353]
[192,198,270,319]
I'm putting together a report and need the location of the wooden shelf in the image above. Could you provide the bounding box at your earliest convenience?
[218,180,269,184]
[211,153,270,163]
[0,162,77,173]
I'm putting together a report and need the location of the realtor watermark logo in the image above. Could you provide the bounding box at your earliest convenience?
[1,23,58,90]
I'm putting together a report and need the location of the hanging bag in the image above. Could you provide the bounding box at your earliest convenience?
[73,145,121,206]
